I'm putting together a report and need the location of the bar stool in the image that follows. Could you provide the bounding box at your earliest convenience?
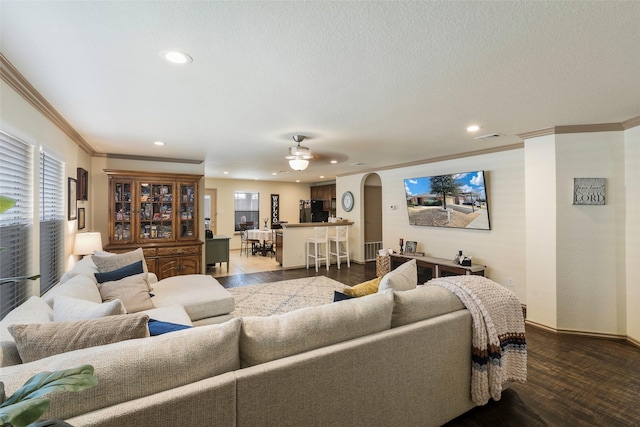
[306,227,329,272]
[329,226,350,269]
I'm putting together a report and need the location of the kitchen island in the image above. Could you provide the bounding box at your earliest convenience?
[275,222,354,269]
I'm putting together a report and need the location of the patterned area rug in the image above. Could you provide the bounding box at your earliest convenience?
[227,276,347,317]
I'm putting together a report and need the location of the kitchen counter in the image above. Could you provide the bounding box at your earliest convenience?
[277,222,353,269]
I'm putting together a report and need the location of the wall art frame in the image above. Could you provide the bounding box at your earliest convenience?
[78,207,85,230]
[68,177,77,220]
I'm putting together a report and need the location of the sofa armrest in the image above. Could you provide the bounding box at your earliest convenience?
[148,273,158,284]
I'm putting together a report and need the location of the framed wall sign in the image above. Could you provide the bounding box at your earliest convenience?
[78,207,85,230]
[68,177,77,220]
[573,178,606,205]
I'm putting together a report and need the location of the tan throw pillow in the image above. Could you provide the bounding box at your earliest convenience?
[98,273,154,313]
[8,313,150,363]
[53,295,126,321]
[343,276,382,297]
[378,259,417,292]
[93,248,151,290]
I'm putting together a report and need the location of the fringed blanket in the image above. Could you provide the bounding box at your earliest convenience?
[428,275,527,405]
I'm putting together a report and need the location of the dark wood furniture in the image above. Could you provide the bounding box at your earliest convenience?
[390,253,485,283]
[205,236,230,272]
[104,169,203,280]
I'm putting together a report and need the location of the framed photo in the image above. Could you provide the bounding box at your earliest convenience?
[77,167,88,200]
[68,177,77,220]
[78,207,85,230]
[405,241,418,254]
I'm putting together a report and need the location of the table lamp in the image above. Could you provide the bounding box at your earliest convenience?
[73,232,103,257]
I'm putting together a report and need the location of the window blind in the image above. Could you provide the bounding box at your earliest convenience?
[39,149,64,294]
[0,131,34,320]
[234,191,260,231]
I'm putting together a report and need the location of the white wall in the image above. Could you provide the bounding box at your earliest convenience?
[1,80,92,294]
[555,132,626,334]
[524,135,558,328]
[625,126,640,344]
[204,178,310,250]
[338,148,527,302]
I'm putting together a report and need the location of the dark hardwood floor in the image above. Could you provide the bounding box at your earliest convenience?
[215,262,640,427]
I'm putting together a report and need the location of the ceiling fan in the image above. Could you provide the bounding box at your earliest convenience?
[285,135,313,171]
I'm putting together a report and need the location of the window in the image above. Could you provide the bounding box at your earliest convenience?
[39,149,64,294]
[234,191,259,231]
[0,131,34,319]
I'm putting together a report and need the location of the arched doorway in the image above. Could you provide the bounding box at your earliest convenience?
[363,173,383,261]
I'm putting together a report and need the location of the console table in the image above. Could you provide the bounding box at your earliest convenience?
[389,254,485,284]
[205,236,230,272]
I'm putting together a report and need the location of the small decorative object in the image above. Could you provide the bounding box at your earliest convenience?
[405,241,417,254]
[573,178,606,205]
[341,191,354,212]
[263,217,268,230]
[399,238,404,254]
[67,177,77,220]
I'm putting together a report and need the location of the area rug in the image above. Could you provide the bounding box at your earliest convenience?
[227,276,347,317]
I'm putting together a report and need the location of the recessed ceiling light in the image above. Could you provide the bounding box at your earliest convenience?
[319,176,325,179]
[272,172,277,176]
[159,50,193,64]
[330,160,337,164]
[466,125,480,132]
[154,141,165,146]
[223,171,229,175]
[296,180,300,183]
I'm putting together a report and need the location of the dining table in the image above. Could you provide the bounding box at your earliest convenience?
[246,229,274,256]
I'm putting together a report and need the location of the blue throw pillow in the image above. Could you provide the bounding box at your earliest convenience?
[333,291,355,302]
[94,260,144,284]
[147,319,192,336]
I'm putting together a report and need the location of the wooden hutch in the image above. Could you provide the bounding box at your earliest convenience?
[104,170,203,280]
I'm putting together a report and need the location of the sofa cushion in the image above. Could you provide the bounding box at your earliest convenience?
[378,259,417,292]
[391,285,466,327]
[93,248,151,290]
[343,276,381,297]
[43,273,102,307]
[97,273,154,313]
[0,318,242,421]
[0,296,53,367]
[8,313,150,363]
[58,255,100,285]
[94,260,144,283]
[151,275,234,321]
[139,304,193,326]
[53,295,126,321]
[240,290,394,367]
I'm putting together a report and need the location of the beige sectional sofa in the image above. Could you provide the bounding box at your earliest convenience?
[0,277,480,426]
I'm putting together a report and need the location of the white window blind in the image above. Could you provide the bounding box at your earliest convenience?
[0,131,34,319]
[39,149,64,294]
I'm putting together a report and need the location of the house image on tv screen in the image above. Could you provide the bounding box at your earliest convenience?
[403,170,491,230]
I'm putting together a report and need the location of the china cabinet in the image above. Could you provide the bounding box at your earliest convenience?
[104,170,203,279]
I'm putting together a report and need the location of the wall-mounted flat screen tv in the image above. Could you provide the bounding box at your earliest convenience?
[404,170,490,230]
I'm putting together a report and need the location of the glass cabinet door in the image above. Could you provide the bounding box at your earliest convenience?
[139,182,174,241]
[112,181,133,243]
[178,183,197,240]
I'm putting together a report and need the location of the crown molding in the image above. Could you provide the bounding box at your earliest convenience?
[337,143,524,178]
[0,53,95,155]
[623,115,640,129]
[519,117,640,140]
[94,152,203,164]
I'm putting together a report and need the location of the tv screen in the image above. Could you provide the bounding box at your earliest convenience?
[404,170,490,230]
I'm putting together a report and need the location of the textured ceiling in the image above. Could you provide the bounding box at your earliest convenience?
[1,1,639,182]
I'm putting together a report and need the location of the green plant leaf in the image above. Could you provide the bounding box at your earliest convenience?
[0,365,97,408]
[0,397,50,427]
[0,382,5,404]
[0,195,16,214]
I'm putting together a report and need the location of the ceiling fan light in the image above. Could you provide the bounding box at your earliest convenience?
[289,145,311,157]
[289,158,309,171]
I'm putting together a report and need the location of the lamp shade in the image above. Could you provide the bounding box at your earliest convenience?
[289,158,309,171]
[73,232,103,256]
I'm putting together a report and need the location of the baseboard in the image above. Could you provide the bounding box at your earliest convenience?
[627,335,640,349]
[525,320,631,343]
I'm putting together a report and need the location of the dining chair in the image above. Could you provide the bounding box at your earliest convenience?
[306,227,329,272]
[329,225,350,269]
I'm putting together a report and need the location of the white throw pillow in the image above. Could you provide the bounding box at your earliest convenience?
[43,273,102,308]
[378,259,417,292]
[53,295,126,321]
[0,296,53,342]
